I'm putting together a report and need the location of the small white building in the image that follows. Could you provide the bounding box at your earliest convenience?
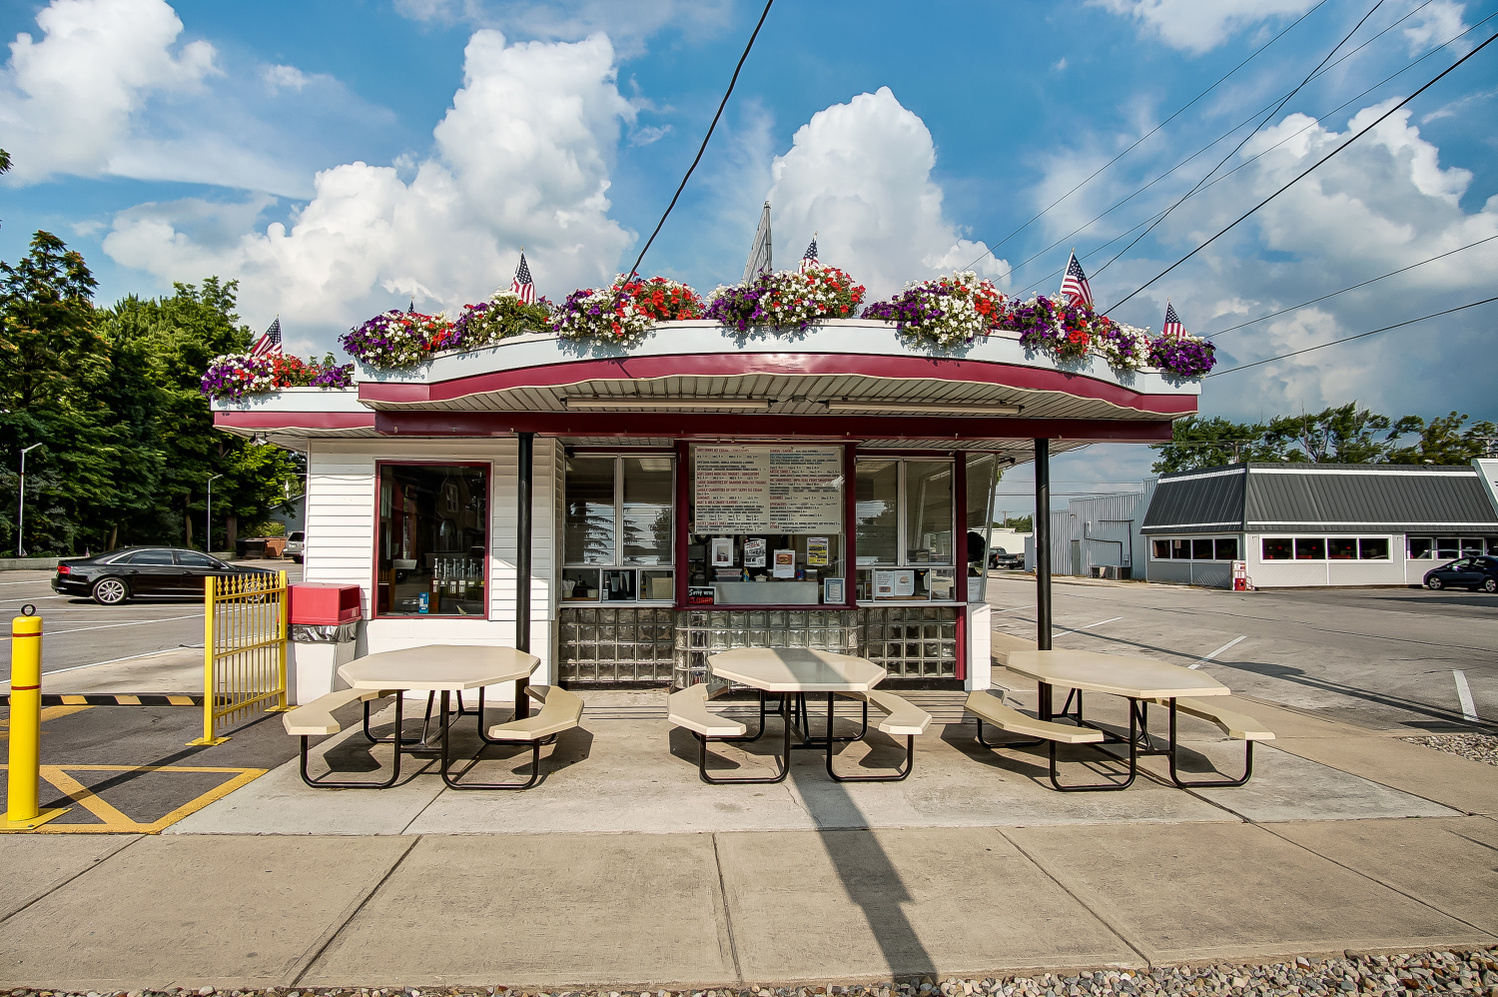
[1140,462,1498,589]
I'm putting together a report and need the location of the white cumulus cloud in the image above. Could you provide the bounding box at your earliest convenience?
[1092,0,1319,53]
[104,29,637,335]
[0,0,217,184]
[765,87,1007,300]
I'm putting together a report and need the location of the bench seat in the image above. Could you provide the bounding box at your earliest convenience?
[486,686,584,742]
[668,683,749,738]
[965,690,1105,744]
[282,688,392,736]
[1149,697,1275,741]
[839,690,932,736]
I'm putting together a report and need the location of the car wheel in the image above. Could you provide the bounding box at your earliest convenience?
[291,555,303,564]
[1482,577,1497,593]
[92,576,130,605]
[1426,576,1444,590]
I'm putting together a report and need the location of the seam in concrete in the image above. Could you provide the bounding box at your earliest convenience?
[711,833,746,986]
[1266,740,1480,817]
[1256,822,1498,943]
[1443,828,1498,854]
[991,826,1154,970]
[0,833,143,925]
[286,835,422,985]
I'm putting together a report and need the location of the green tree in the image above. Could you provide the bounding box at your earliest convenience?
[1149,416,1289,472]
[1387,411,1498,464]
[1264,403,1395,463]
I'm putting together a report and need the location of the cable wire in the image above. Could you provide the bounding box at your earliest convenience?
[1205,233,1498,338]
[1090,0,1390,280]
[1204,295,1498,377]
[962,0,1334,273]
[1103,29,1498,313]
[623,0,774,283]
[1010,0,1481,297]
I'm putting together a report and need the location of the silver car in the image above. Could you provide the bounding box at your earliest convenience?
[284,530,305,564]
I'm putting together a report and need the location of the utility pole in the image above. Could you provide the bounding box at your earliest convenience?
[17,444,42,557]
[206,474,223,554]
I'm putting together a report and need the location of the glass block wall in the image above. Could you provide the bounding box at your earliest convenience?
[557,606,962,687]
[557,606,677,684]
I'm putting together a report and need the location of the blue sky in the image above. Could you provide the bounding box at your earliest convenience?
[3,0,1496,507]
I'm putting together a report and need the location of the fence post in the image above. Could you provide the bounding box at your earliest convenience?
[272,569,290,711]
[6,608,70,828]
[190,576,230,745]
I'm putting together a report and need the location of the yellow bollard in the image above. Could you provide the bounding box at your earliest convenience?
[6,608,69,829]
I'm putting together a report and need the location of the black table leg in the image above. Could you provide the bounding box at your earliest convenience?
[1167,697,1255,788]
[300,691,406,789]
[825,691,913,782]
[697,692,792,784]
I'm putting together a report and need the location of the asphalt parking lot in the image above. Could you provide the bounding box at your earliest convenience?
[0,561,301,680]
[985,572,1496,731]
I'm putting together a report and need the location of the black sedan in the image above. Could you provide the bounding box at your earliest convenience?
[52,547,274,605]
[1423,555,1498,592]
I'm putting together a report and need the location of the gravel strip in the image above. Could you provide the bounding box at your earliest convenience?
[7,947,1498,997]
[1402,733,1498,766]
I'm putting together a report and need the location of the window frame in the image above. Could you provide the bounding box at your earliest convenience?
[371,460,492,621]
[563,453,676,605]
[1147,535,1242,561]
[855,456,958,604]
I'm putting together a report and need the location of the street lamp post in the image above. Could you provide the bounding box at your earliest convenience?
[206,473,223,554]
[17,443,43,558]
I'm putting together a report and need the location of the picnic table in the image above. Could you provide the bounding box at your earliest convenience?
[1002,649,1257,791]
[703,648,928,783]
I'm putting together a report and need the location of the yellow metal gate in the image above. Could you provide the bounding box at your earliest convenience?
[191,571,290,745]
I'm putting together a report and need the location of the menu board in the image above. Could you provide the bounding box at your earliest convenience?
[695,446,843,533]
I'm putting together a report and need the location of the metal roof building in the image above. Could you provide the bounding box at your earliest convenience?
[1139,462,1498,588]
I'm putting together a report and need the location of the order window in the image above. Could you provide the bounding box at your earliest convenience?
[854,458,956,602]
[563,455,675,603]
[376,463,488,617]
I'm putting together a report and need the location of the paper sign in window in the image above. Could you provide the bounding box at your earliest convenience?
[773,549,796,579]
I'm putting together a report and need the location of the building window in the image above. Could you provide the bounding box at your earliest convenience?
[1150,536,1240,560]
[1263,536,1394,562]
[1262,538,1293,560]
[1408,537,1434,559]
[854,458,956,602]
[564,455,674,603]
[1409,537,1492,559]
[376,463,488,617]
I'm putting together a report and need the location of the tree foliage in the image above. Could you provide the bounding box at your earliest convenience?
[1,233,302,556]
[1153,403,1498,473]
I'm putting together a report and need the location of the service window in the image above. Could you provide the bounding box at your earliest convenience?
[1214,538,1239,560]
[690,445,846,605]
[563,455,674,603]
[1294,538,1326,560]
[1262,538,1293,560]
[376,463,488,617]
[852,457,956,602]
[1328,538,1357,560]
[1408,538,1434,559]
[1358,538,1389,560]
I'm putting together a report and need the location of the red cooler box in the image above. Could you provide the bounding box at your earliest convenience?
[289,583,363,624]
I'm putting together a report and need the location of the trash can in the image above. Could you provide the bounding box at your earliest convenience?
[287,584,363,704]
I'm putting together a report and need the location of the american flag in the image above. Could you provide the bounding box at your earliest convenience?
[512,251,536,304]
[1162,301,1185,336]
[798,236,818,272]
[1059,251,1093,308]
[249,317,282,357]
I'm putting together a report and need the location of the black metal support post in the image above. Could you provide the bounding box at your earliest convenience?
[1034,437,1052,650]
[515,431,533,720]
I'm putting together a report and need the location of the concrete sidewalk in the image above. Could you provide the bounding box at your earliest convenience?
[2,692,1497,990]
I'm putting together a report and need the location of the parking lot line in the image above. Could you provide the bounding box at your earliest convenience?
[1055,616,1123,636]
[0,763,266,834]
[1191,635,1248,670]
[1452,670,1479,723]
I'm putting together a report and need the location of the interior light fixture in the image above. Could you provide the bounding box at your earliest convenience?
[823,401,1023,416]
[562,397,772,411]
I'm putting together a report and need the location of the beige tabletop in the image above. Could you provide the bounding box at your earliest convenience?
[709,647,887,693]
[1005,649,1230,700]
[338,644,540,692]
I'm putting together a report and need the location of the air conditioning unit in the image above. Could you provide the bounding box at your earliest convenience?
[1091,565,1121,580]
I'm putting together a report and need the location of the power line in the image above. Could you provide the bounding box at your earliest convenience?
[1205,295,1498,377]
[1103,29,1498,313]
[961,0,1334,274]
[1011,3,1487,299]
[1090,0,1391,280]
[1205,233,1498,338]
[624,0,774,283]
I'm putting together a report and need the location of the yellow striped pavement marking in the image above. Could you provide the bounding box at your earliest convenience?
[0,763,265,834]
